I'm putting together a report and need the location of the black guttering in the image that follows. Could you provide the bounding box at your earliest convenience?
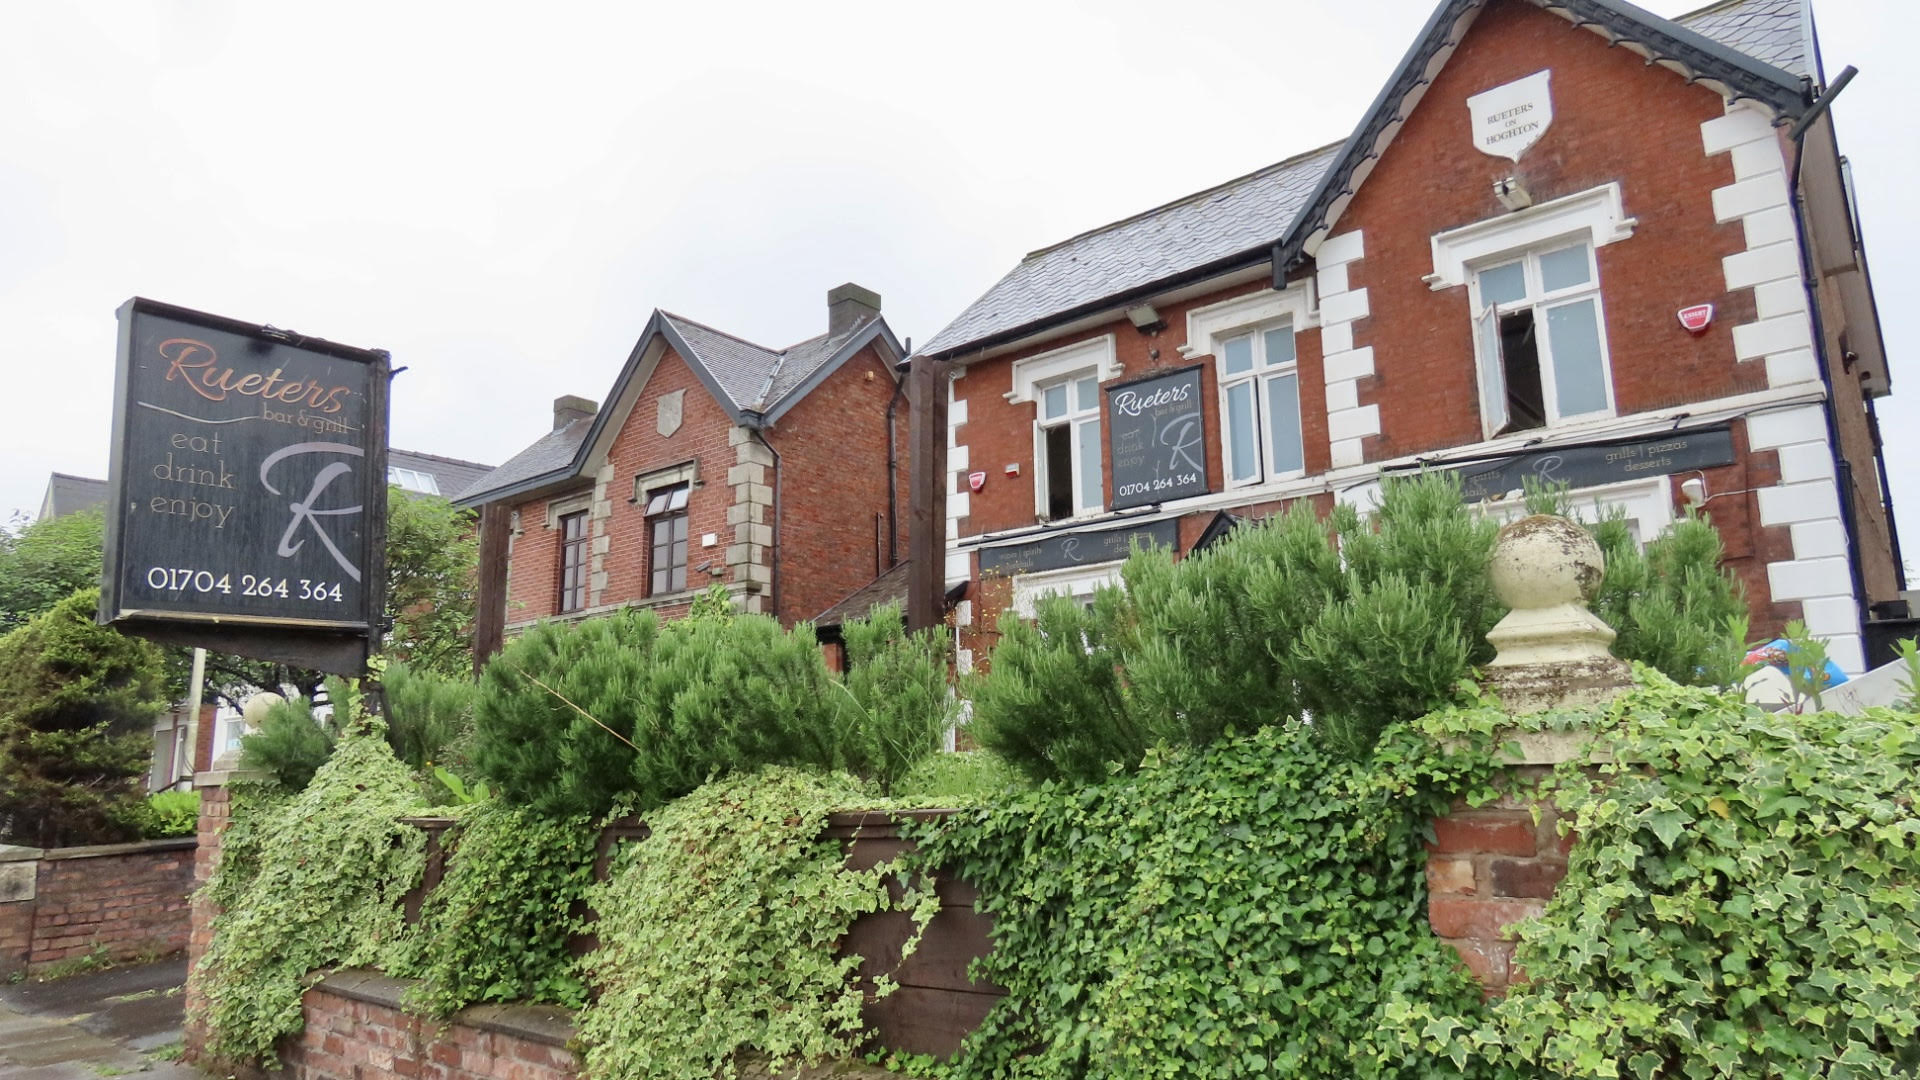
[1271,0,1816,282]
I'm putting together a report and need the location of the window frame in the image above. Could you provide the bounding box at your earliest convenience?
[1214,320,1306,489]
[557,509,590,613]
[1467,235,1617,438]
[642,481,691,598]
[1031,369,1104,520]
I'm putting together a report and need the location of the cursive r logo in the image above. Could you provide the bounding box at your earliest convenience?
[259,442,365,582]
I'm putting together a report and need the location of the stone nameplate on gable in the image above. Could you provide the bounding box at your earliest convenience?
[1469,70,1553,161]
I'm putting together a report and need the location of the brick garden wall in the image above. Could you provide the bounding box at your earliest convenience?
[0,836,196,979]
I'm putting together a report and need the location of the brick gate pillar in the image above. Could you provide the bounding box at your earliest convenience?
[1428,515,1631,993]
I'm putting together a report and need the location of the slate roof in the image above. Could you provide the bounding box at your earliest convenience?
[1682,0,1811,78]
[922,0,1815,361]
[452,419,591,503]
[458,307,904,507]
[39,473,107,520]
[812,561,913,629]
[388,448,495,499]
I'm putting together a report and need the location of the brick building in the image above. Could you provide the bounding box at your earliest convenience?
[920,0,1902,675]
[457,285,910,635]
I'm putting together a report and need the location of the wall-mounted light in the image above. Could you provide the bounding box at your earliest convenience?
[1680,477,1706,508]
[1493,175,1532,211]
[1126,304,1166,335]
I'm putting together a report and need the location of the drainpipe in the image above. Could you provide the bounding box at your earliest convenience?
[884,349,909,569]
[1784,67,1870,642]
[750,426,783,621]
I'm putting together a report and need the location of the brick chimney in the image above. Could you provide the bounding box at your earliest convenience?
[827,282,882,337]
[553,395,597,432]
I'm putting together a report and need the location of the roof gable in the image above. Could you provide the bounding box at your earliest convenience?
[1272,0,1814,274]
[457,308,905,507]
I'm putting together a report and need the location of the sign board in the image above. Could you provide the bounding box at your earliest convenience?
[977,518,1179,577]
[1106,365,1211,511]
[1437,425,1736,502]
[100,298,390,674]
[1468,70,1552,161]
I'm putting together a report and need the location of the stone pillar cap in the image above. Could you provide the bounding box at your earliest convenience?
[1482,514,1631,713]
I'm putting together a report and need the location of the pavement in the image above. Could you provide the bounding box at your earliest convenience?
[0,958,210,1080]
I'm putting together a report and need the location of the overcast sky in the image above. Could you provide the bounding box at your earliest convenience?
[2,0,1913,573]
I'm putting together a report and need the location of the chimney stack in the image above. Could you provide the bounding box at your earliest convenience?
[827,282,882,337]
[553,395,598,431]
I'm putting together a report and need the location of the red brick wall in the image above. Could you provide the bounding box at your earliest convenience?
[771,345,911,625]
[1425,766,1573,992]
[953,279,1305,539]
[0,839,195,978]
[1337,0,1759,461]
[601,348,739,605]
[503,492,565,624]
[186,783,233,1063]
[285,978,576,1080]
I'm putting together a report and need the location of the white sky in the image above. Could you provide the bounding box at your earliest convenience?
[1,0,1914,578]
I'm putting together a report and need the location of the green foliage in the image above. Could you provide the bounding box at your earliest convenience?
[577,768,934,1080]
[891,750,1025,804]
[471,610,659,817]
[0,510,105,632]
[0,588,169,847]
[913,724,1495,1079]
[1777,618,1836,708]
[476,603,951,816]
[973,472,1499,778]
[126,789,200,838]
[1525,487,1749,686]
[383,487,481,678]
[1462,674,1920,1077]
[1896,638,1920,711]
[430,766,490,804]
[400,800,597,1015]
[380,660,476,772]
[239,663,475,793]
[835,604,955,794]
[238,692,337,792]
[196,718,427,1065]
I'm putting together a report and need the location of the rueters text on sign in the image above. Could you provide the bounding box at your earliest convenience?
[100,298,391,674]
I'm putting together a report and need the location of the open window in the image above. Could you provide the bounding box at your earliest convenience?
[1036,372,1102,519]
[1471,240,1613,439]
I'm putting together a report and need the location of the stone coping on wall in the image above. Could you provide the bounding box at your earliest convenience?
[0,836,196,863]
[317,969,577,1048]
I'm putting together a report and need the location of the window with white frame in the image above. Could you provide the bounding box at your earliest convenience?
[1036,372,1103,519]
[388,466,441,494]
[1218,322,1305,485]
[1471,238,1614,438]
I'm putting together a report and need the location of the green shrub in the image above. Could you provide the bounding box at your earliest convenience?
[0,588,169,847]
[471,610,660,817]
[196,714,427,1064]
[239,692,338,791]
[400,800,598,1015]
[475,597,952,817]
[1526,485,1749,685]
[891,750,1024,804]
[834,604,956,794]
[134,789,200,838]
[241,663,478,794]
[973,472,1499,779]
[577,768,932,1080]
[914,723,1493,1079]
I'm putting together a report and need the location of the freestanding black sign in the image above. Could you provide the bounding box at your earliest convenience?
[100,298,390,674]
[1106,365,1210,510]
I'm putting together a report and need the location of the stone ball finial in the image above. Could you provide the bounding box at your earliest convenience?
[1482,514,1631,715]
[241,691,285,730]
[1490,514,1606,611]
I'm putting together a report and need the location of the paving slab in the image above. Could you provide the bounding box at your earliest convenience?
[0,959,205,1079]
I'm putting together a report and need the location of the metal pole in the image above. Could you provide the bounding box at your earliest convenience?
[181,647,206,786]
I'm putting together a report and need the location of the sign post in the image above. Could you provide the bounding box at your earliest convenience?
[99,298,390,675]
